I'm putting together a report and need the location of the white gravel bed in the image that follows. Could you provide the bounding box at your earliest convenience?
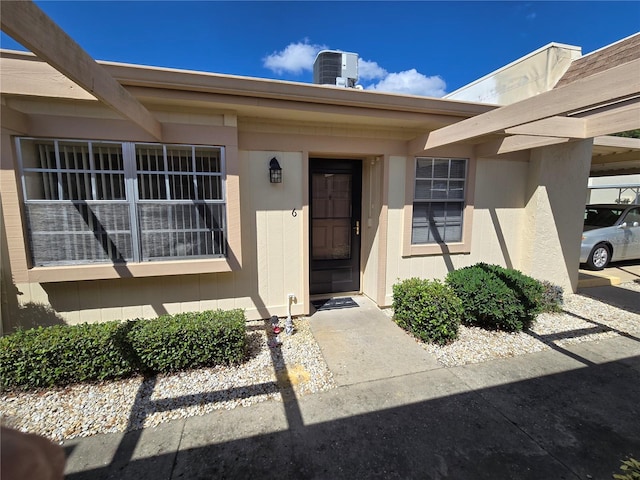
[420,282,640,367]
[0,318,335,443]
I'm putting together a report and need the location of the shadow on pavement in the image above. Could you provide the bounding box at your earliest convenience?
[66,354,640,480]
[578,284,640,314]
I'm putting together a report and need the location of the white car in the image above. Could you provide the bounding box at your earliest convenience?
[580,204,640,270]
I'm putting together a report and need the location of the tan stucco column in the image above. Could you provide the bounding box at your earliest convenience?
[521,140,593,292]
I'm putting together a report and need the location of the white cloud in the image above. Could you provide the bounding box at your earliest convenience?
[263,41,447,97]
[358,58,387,80]
[365,69,447,97]
[263,40,326,75]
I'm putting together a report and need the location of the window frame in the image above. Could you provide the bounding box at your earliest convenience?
[17,137,230,269]
[402,155,476,257]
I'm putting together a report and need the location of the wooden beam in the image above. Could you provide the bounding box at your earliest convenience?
[592,151,640,165]
[585,100,640,138]
[1,1,162,140]
[594,135,640,149]
[422,58,640,151]
[474,135,572,158]
[505,116,587,138]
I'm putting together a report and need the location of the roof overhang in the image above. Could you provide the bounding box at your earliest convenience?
[411,58,640,158]
[0,47,495,137]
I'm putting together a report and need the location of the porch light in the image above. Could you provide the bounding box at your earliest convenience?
[269,157,282,183]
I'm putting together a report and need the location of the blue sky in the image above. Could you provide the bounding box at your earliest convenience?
[1,1,638,97]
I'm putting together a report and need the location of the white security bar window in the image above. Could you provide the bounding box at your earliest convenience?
[412,157,467,244]
[18,138,226,266]
[135,144,226,260]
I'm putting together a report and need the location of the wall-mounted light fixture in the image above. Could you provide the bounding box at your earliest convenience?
[269,157,282,183]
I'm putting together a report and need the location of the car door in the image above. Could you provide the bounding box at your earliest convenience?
[618,207,640,260]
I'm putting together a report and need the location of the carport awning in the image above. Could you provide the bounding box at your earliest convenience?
[410,58,640,161]
[591,136,640,176]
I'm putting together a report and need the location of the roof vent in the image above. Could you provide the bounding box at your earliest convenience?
[313,50,359,88]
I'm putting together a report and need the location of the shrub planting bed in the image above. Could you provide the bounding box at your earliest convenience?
[392,264,564,344]
[0,309,246,391]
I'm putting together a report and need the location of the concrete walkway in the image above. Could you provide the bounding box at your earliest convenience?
[63,296,640,480]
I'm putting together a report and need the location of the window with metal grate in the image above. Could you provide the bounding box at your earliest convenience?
[17,138,226,266]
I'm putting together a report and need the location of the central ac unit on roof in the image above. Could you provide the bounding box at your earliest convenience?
[313,50,359,88]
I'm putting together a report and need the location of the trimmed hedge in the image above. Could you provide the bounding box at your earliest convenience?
[445,263,544,331]
[127,309,247,373]
[393,278,463,345]
[0,309,246,391]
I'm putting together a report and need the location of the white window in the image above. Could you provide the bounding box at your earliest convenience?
[412,157,467,244]
[18,138,226,266]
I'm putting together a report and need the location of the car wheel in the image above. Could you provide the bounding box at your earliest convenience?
[587,243,611,270]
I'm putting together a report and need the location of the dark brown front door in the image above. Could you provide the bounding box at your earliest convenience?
[309,159,362,295]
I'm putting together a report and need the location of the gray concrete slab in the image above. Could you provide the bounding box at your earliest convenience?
[65,354,640,479]
[563,336,640,373]
[64,419,184,480]
[64,431,126,477]
[299,368,475,426]
[308,295,442,386]
[167,368,577,479]
[450,346,640,479]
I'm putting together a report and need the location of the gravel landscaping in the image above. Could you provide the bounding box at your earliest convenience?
[0,318,335,442]
[418,282,640,367]
[1,282,638,443]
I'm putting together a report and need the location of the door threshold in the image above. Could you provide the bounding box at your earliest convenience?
[309,291,362,301]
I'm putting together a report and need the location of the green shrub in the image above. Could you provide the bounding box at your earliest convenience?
[127,309,247,373]
[0,321,134,390]
[483,264,544,316]
[392,278,463,345]
[540,280,564,313]
[0,309,246,391]
[445,263,544,331]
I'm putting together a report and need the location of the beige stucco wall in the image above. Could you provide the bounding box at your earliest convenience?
[381,141,592,304]
[382,154,531,306]
[521,140,593,292]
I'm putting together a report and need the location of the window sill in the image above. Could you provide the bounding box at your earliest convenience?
[27,258,235,283]
[404,242,471,257]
